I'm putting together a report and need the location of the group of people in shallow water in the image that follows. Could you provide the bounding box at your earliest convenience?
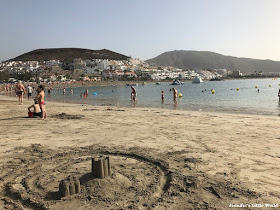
[7,82,280,119]
[131,86,178,104]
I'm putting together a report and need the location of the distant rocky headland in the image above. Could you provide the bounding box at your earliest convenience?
[8,48,130,62]
[146,50,280,75]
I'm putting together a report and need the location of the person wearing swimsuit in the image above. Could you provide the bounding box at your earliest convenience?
[28,100,42,118]
[15,81,25,105]
[34,85,47,119]
[131,86,136,103]
[172,88,178,104]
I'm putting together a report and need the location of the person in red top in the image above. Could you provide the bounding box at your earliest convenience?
[161,90,164,103]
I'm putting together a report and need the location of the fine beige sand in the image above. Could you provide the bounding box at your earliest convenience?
[0,95,280,209]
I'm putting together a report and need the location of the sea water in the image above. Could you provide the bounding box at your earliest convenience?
[46,78,280,116]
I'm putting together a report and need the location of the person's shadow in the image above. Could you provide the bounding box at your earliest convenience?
[0,116,29,121]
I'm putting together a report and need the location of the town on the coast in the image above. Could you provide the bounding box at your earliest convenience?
[1,47,279,84]
[0,56,268,84]
[0,58,234,83]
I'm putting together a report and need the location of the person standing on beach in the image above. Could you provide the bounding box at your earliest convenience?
[161,91,165,103]
[34,85,47,119]
[172,88,178,104]
[48,88,51,97]
[131,86,136,102]
[63,87,66,95]
[278,89,280,101]
[27,84,33,100]
[15,81,25,105]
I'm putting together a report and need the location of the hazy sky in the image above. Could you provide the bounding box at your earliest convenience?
[1,0,280,61]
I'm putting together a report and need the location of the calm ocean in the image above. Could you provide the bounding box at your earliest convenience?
[46,78,280,116]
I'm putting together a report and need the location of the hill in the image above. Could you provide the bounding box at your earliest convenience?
[8,48,129,62]
[145,50,280,74]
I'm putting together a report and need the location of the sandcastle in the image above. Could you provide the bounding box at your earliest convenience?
[59,156,112,197]
[59,176,81,197]
[92,156,112,178]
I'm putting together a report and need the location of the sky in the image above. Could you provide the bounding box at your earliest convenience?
[1,0,280,62]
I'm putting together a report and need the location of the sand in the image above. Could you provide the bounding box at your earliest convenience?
[0,95,279,209]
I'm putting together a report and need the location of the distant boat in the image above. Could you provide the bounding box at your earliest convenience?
[155,82,161,85]
[170,79,184,85]
[142,82,147,85]
[192,76,203,83]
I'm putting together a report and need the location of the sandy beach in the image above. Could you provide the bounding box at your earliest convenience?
[0,95,280,209]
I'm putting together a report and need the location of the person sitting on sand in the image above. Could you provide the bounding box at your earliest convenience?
[27,100,42,118]
[34,85,47,119]
[15,80,25,105]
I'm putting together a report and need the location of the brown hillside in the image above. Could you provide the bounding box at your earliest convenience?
[9,48,129,62]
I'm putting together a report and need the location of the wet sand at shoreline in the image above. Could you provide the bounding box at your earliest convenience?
[0,95,279,209]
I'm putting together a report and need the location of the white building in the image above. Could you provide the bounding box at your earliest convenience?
[46,60,60,66]
[86,59,110,74]
[214,69,228,76]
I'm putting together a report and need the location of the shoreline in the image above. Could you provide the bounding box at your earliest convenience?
[1,90,280,118]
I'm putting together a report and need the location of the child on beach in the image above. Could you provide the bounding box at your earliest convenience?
[27,100,42,118]
[34,85,47,119]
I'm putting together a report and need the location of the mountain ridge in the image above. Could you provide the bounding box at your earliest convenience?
[7,48,130,62]
[145,50,280,74]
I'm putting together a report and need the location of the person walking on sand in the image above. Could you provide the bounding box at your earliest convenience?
[27,84,33,100]
[15,81,25,105]
[131,86,136,102]
[34,85,47,119]
[172,88,178,104]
